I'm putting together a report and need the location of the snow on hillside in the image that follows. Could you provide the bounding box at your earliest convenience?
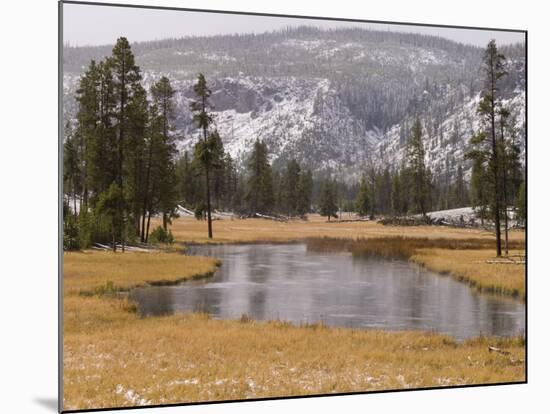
[375,91,526,179]
[62,28,525,180]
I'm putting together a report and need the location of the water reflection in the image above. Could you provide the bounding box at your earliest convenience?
[129,244,525,340]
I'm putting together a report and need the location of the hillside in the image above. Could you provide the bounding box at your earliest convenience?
[63,26,526,181]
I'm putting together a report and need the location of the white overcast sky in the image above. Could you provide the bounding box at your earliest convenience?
[62,3,525,47]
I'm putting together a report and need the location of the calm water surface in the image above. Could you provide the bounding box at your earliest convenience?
[129,243,525,340]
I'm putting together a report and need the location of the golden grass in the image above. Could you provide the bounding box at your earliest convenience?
[307,236,524,257]
[160,215,526,245]
[64,294,525,411]
[411,249,526,299]
[63,250,220,294]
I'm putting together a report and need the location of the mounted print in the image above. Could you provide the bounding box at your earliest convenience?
[60,1,526,411]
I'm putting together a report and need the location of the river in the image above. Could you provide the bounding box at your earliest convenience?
[129,243,525,340]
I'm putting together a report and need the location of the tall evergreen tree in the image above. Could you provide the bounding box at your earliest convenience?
[125,82,148,237]
[281,159,301,216]
[377,168,392,214]
[406,119,430,216]
[190,73,215,238]
[391,170,406,216]
[176,151,197,207]
[297,169,313,216]
[151,76,179,232]
[209,131,226,210]
[74,59,101,211]
[319,179,338,221]
[245,140,274,214]
[453,164,468,208]
[475,39,508,256]
[515,181,526,226]
[63,121,81,216]
[87,60,117,205]
[109,37,142,251]
[467,144,489,226]
[223,153,238,211]
[355,175,370,217]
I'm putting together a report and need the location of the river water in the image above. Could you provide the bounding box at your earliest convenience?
[129,243,525,340]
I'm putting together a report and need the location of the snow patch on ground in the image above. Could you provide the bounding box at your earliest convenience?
[115,384,151,406]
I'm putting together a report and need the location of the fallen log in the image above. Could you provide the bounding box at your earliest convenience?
[254,213,288,222]
[484,260,526,265]
[488,346,511,355]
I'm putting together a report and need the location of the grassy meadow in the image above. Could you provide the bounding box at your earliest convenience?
[63,215,526,410]
[159,214,526,244]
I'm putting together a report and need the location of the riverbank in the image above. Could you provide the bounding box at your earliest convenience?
[63,248,525,411]
[411,248,525,299]
[64,250,220,294]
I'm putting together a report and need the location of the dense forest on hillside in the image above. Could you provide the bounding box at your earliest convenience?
[63,33,526,256]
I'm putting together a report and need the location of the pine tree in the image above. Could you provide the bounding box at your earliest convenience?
[151,76,179,232]
[194,129,224,216]
[95,182,125,251]
[476,39,508,256]
[86,60,117,204]
[498,106,511,254]
[390,170,404,216]
[377,168,392,214]
[319,179,338,221]
[223,153,238,211]
[499,106,523,254]
[176,151,195,206]
[141,103,161,242]
[125,82,148,237]
[245,140,273,214]
[74,59,101,211]
[453,164,468,208]
[209,131,226,210]
[297,169,313,216]
[109,37,142,251]
[63,121,81,216]
[190,73,215,238]
[281,159,301,216]
[366,166,378,218]
[406,119,430,216]
[467,143,489,226]
[355,175,370,217]
[515,181,526,226]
